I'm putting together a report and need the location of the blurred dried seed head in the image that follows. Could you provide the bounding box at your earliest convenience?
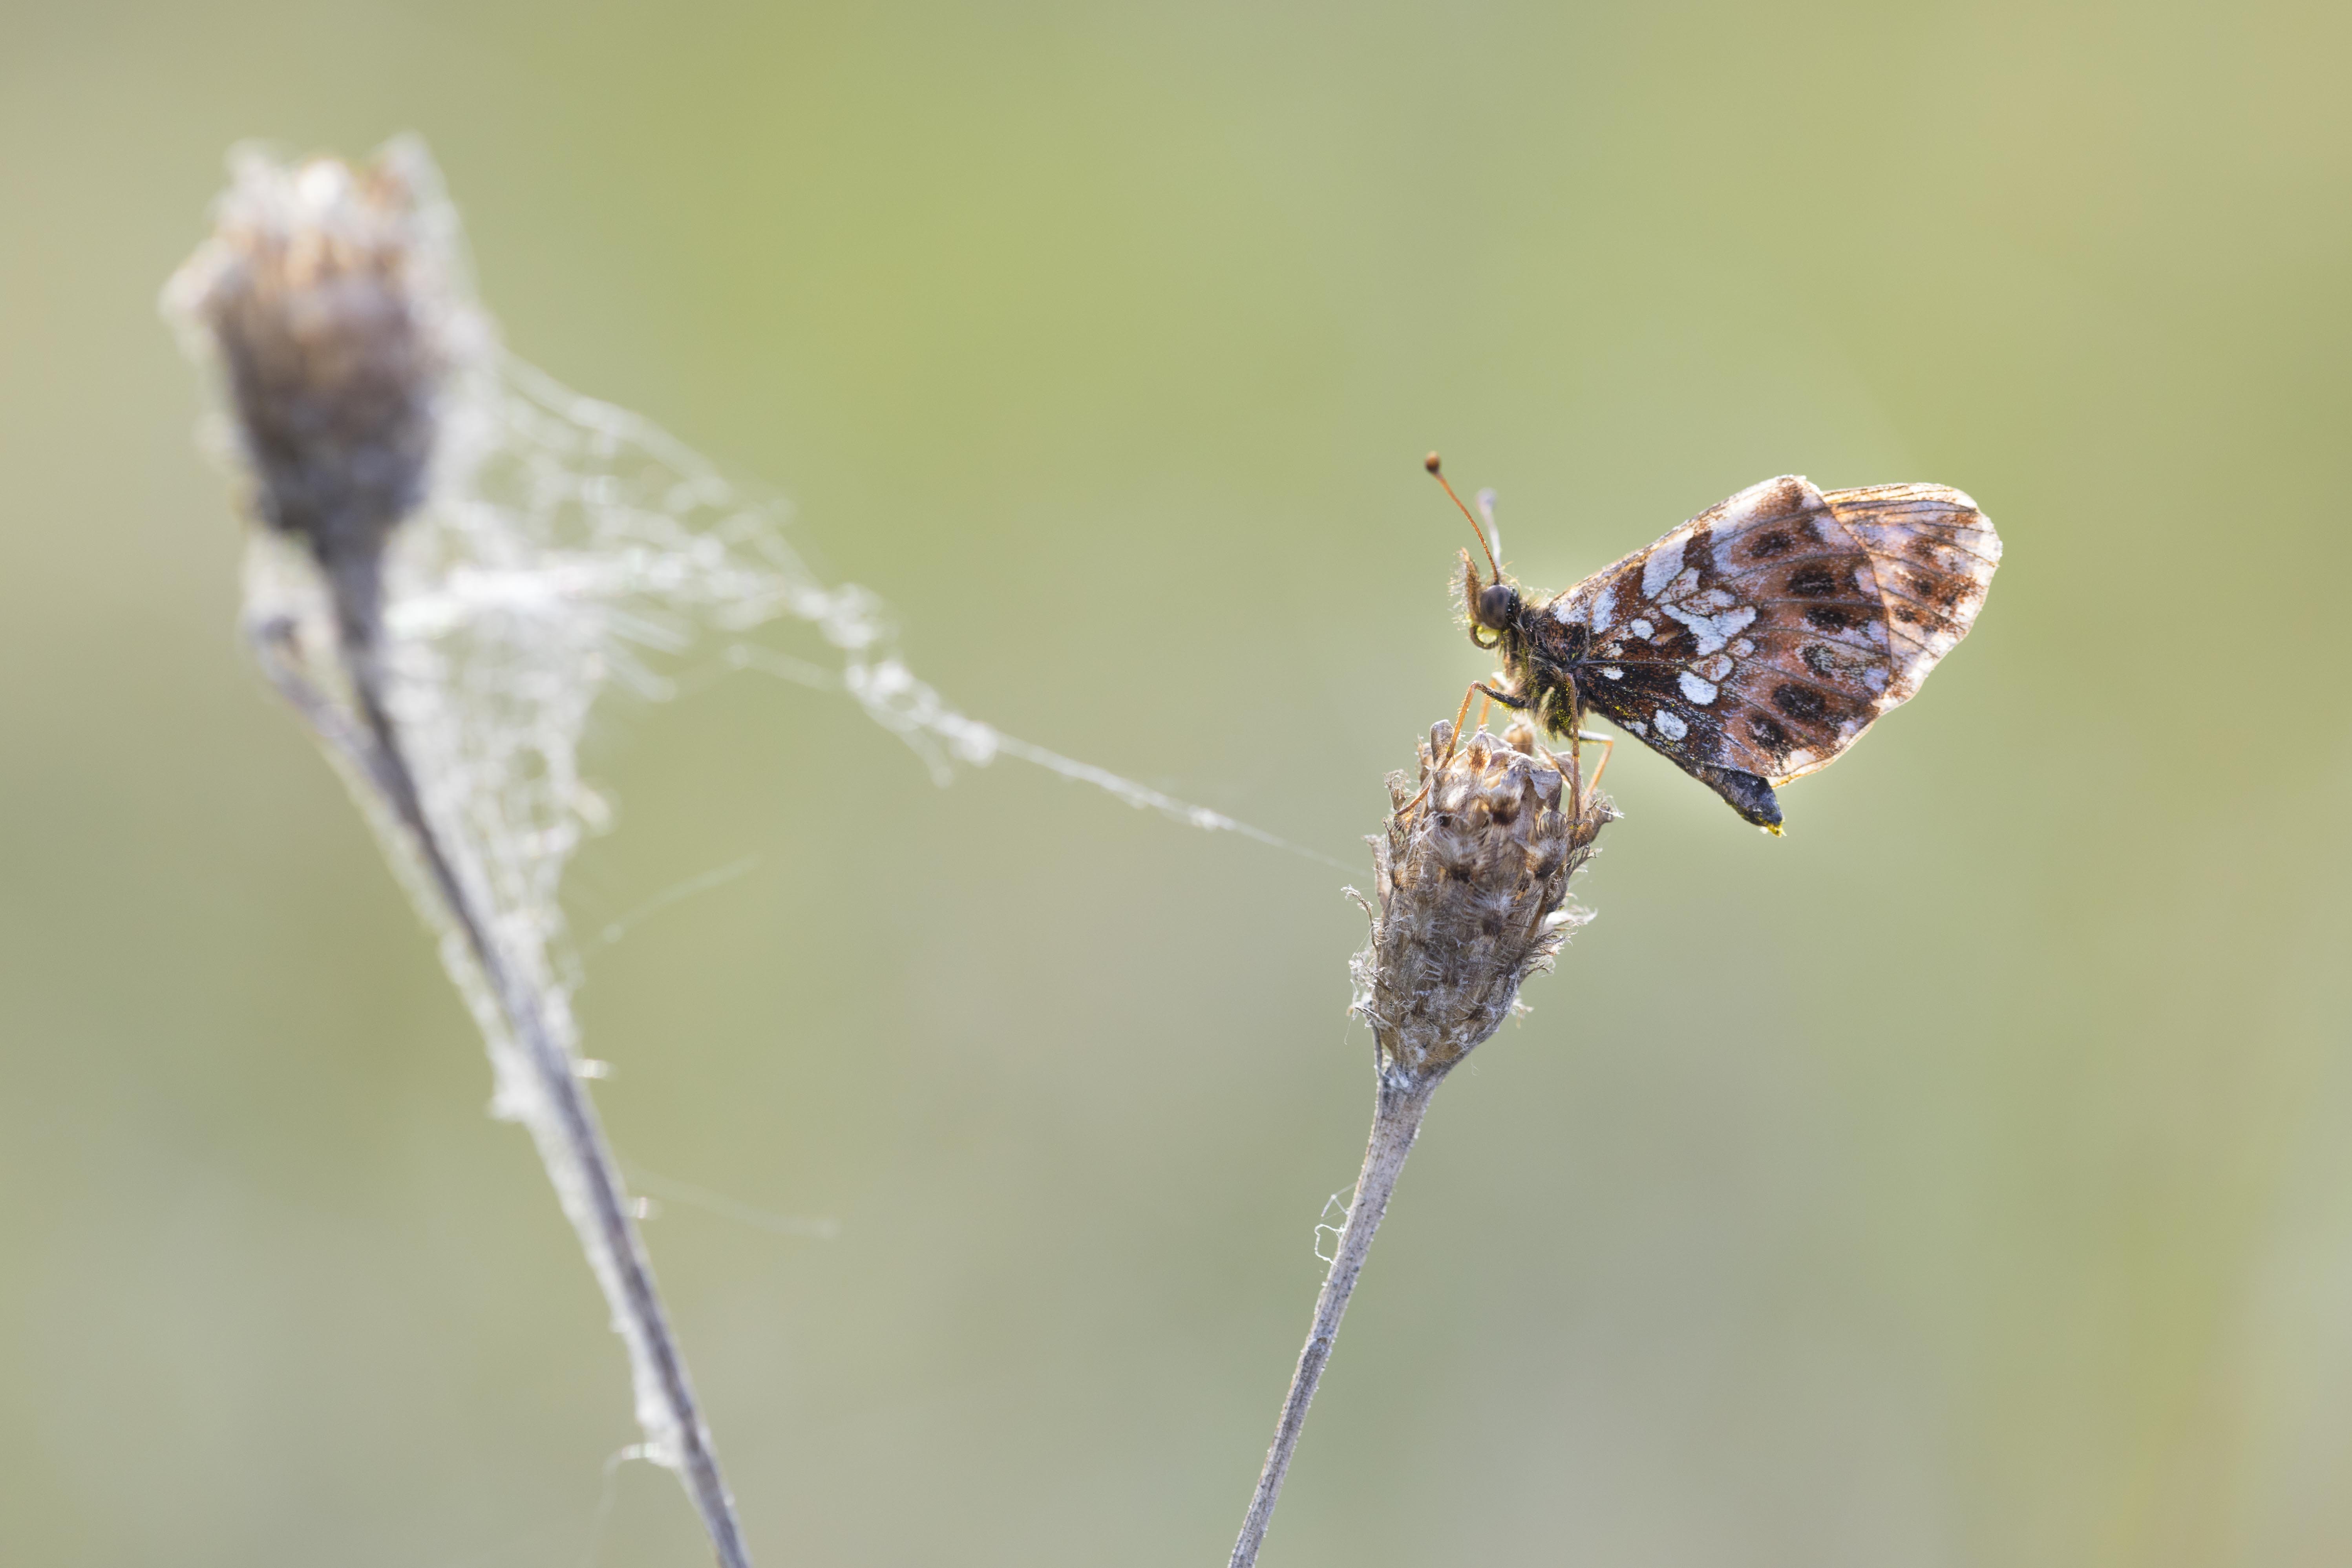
[1352,723,1614,1082]
[163,139,475,637]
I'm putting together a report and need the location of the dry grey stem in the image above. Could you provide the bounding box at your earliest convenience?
[1230,721,1611,1568]
[166,145,750,1568]
[285,643,749,1568]
[1227,1073,1436,1568]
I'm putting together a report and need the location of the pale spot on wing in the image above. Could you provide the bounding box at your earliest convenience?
[1661,603,1719,651]
[1641,538,1686,599]
[1629,618,1655,640]
[1731,637,1756,658]
[1696,654,1733,682]
[1659,601,1756,656]
[1551,597,1579,625]
[1599,666,1624,680]
[1589,583,1615,627]
[1679,671,1718,704]
[1654,709,1688,741]
[1624,719,1647,736]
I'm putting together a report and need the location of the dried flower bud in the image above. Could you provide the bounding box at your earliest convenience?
[1351,722,1614,1082]
[163,140,469,638]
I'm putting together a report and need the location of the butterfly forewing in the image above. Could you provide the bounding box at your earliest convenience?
[1543,475,1998,810]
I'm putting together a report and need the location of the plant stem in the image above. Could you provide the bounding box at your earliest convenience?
[257,618,752,1568]
[1229,1070,1440,1568]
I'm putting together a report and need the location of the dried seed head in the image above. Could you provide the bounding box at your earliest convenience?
[1351,722,1615,1082]
[163,140,474,638]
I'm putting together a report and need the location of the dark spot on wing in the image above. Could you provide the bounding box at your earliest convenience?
[1653,623,1700,660]
[1605,659,1680,703]
[1773,683,1828,721]
[1787,562,1838,597]
[1928,574,1974,609]
[1685,526,1716,578]
[1800,643,1836,678]
[1747,529,1796,559]
[1804,604,1859,631]
[1748,713,1789,750]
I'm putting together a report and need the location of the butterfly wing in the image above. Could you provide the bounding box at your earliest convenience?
[1544,475,1999,823]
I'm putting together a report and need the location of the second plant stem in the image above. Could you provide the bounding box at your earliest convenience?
[261,620,753,1568]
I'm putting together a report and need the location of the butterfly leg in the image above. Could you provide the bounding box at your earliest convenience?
[1475,682,1530,711]
[1400,681,1513,822]
[1527,678,1604,811]
[1441,682,1478,761]
[1573,730,1615,797]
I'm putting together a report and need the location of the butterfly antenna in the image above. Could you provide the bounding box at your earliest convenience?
[1475,487,1500,566]
[1424,452,1500,581]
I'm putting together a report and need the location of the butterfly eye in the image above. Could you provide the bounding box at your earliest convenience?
[1477,583,1520,629]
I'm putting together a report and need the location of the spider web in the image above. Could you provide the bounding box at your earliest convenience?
[166,141,1371,1511]
[199,139,1327,1114]
[172,139,1338,1476]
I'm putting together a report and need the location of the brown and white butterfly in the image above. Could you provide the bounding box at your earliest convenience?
[1439,462,2001,831]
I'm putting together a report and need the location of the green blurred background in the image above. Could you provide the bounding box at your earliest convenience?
[4,2,2348,1563]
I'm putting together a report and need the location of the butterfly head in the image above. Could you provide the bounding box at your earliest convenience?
[1475,578,1521,638]
[1461,549,1525,653]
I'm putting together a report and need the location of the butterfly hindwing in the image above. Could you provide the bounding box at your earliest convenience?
[1540,475,1998,818]
[1822,481,2003,707]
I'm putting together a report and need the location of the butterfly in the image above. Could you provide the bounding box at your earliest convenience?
[1430,458,2001,832]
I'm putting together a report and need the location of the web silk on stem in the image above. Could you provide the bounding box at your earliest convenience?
[167,138,1325,1054]
[162,135,1322,1547]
